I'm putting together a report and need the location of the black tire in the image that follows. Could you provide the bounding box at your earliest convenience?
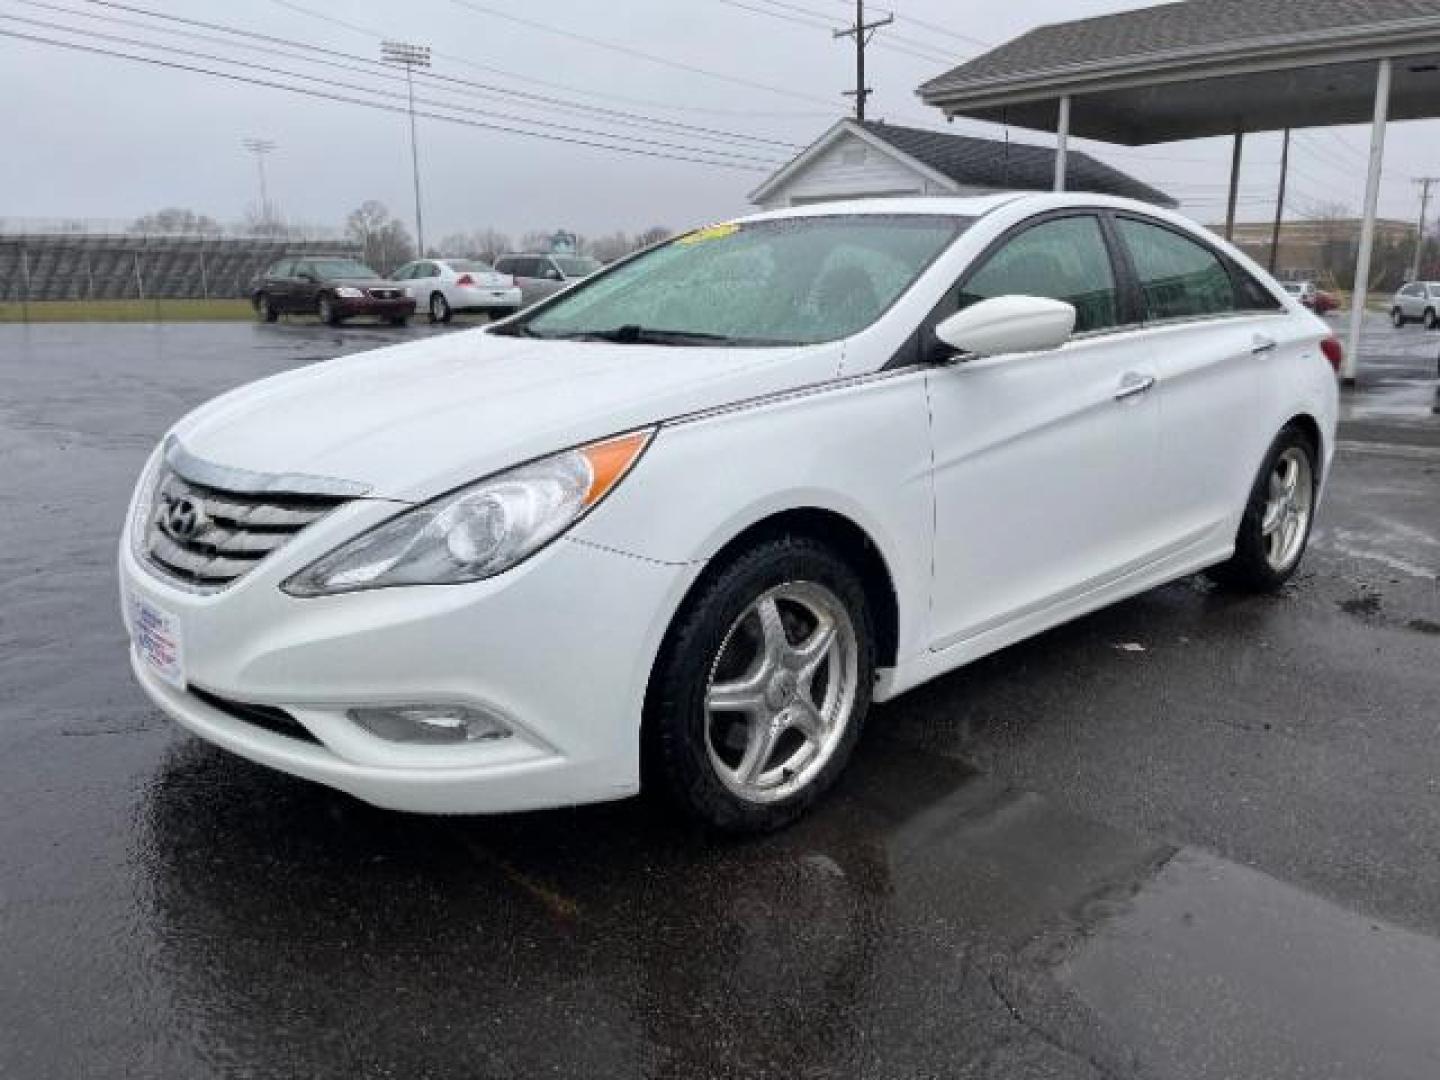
[1206,425,1319,593]
[1392,307,1406,328]
[644,534,874,833]
[255,293,279,323]
[317,295,342,326]
[1425,308,1438,331]
[388,316,411,327]
[428,292,452,324]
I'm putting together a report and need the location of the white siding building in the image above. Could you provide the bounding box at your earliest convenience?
[750,119,1175,211]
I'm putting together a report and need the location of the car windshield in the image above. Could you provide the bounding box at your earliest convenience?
[451,260,495,272]
[309,259,378,278]
[521,215,969,346]
[553,256,602,278]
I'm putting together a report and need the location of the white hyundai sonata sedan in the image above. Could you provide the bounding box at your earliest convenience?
[120,194,1339,832]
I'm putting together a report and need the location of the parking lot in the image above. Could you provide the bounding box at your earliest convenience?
[1,315,1438,1078]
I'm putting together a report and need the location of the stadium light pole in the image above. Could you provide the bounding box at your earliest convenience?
[242,137,276,222]
[382,40,431,257]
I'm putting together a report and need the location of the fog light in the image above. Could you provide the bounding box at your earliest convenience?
[348,705,513,744]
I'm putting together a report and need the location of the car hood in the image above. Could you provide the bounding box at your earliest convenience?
[171,330,843,502]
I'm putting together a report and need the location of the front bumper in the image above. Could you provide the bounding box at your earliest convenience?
[334,296,416,318]
[120,514,692,814]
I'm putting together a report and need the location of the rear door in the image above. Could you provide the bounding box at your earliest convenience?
[291,260,322,312]
[926,211,1164,651]
[1111,213,1293,548]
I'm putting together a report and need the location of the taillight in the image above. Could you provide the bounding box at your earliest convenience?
[1320,336,1343,374]
[455,274,475,286]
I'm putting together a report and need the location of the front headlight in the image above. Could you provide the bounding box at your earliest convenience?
[335,287,365,298]
[282,429,654,596]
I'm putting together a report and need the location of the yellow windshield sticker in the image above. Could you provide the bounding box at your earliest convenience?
[678,222,740,245]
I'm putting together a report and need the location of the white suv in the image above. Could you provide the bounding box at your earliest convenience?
[1391,281,1440,329]
[120,194,1338,832]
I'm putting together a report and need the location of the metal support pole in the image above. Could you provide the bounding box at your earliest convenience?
[199,248,209,300]
[133,251,145,300]
[1344,58,1392,385]
[1225,131,1244,242]
[1268,128,1290,274]
[1054,95,1071,192]
[84,251,94,300]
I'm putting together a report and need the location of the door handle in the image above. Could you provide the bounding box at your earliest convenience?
[1115,372,1157,401]
[1252,334,1278,355]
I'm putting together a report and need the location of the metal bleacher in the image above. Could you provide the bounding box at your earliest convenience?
[0,230,360,302]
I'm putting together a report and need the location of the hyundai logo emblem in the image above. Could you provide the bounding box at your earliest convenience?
[158,494,208,541]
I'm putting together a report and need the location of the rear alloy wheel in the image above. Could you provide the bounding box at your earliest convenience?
[1207,427,1317,592]
[1392,307,1407,328]
[429,292,452,324]
[255,294,279,323]
[646,536,873,832]
[1425,308,1438,331]
[318,296,341,326]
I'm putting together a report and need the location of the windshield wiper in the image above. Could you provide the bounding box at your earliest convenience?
[561,325,738,346]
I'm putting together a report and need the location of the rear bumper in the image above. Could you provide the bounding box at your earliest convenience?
[453,286,522,313]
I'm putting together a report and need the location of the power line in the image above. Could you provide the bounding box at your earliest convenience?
[717,0,960,64]
[0,11,787,167]
[0,26,783,171]
[267,0,831,119]
[444,0,839,108]
[39,0,805,152]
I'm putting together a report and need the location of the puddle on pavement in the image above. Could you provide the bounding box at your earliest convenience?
[1063,849,1440,1080]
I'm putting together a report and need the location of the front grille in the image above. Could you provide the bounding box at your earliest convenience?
[190,686,323,745]
[367,287,400,300]
[143,468,350,591]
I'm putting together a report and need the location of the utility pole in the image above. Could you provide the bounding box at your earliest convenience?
[382,40,431,257]
[833,1,892,121]
[241,138,276,223]
[1268,127,1290,274]
[1411,176,1438,281]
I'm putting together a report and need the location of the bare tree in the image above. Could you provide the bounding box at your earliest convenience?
[345,201,416,273]
[241,201,289,238]
[129,207,222,235]
[636,226,673,248]
[436,228,513,261]
[589,231,633,263]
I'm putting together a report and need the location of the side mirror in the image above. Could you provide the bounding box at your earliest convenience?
[934,295,1076,360]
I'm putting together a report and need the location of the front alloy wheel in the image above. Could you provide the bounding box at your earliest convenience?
[704,582,859,804]
[1392,307,1406,328]
[1425,308,1438,331]
[430,292,452,324]
[318,296,341,326]
[646,535,874,832]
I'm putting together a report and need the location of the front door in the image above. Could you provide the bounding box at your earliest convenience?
[926,213,1163,653]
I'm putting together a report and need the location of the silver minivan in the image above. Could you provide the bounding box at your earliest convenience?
[493,253,603,307]
[1390,281,1440,329]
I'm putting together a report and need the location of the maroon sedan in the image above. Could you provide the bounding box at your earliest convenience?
[252,256,417,326]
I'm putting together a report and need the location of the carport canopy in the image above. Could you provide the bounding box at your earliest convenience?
[918,0,1440,382]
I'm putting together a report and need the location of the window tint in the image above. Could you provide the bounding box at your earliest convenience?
[960,215,1119,333]
[392,263,413,280]
[1118,218,1236,321]
[1233,265,1283,311]
[268,260,293,278]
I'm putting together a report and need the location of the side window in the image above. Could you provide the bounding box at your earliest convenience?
[960,215,1120,333]
[1118,218,1236,321]
[269,260,293,278]
[295,261,316,280]
[392,263,412,280]
[1232,264,1283,312]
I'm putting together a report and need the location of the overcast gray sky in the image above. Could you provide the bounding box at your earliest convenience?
[2,0,1436,240]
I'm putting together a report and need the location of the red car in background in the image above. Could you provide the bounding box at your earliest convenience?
[1283,280,1339,315]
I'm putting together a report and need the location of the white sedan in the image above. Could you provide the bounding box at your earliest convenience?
[120,194,1339,832]
[393,258,523,323]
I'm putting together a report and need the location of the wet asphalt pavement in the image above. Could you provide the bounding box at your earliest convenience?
[1,315,1438,1079]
